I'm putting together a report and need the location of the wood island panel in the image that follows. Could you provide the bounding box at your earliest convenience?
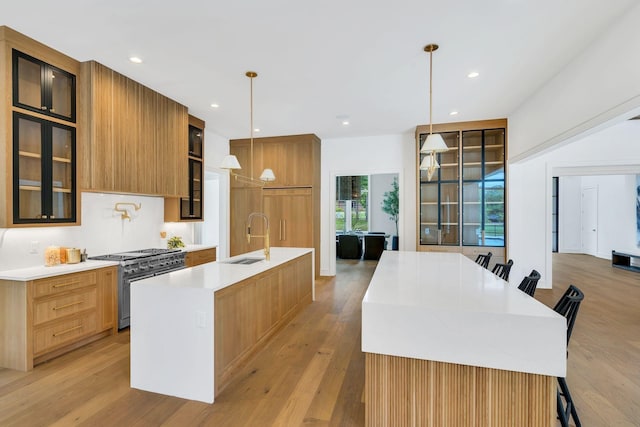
[214,252,313,395]
[365,353,555,427]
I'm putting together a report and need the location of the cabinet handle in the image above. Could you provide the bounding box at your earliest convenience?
[52,300,84,311]
[52,324,83,337]
[49,215,56,219]
[53,281,80,289]
[279,220,282,241]
[49,108,56,113]
[282,219,286,241]
[41,106,47,110]
[41,215,48,219]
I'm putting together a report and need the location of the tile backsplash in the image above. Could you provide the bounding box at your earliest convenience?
[0,192,194,271]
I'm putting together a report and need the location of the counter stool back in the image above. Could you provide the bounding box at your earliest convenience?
[491,259,513,281]
[337,234,362,259]
[475,252,492,269]
[363,235,386,261]
[554,284,585,427]
[517,269,541,297]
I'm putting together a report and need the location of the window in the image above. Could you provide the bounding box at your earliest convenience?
[336,176,368,232]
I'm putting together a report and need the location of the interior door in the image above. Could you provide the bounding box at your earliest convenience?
[581,186,598,256]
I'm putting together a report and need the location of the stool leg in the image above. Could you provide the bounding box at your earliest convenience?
[558,377,582,427]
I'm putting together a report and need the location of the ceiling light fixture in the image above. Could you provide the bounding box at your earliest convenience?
[419,44,449,181]
[467,71,479,78]
[129,56,143,64]
[450,111,459,116]
[210,103,219,108]
[220,71,276,185]
[342,120,350,126]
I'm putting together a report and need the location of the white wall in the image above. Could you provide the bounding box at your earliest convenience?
[369,174,398,239]
[203,129,230,259]
[508,120,640,289]
[507,3,640,288]
[559,175,637,258]
[0,192,192,271]
[558,176,582,253]
[321,133,416,276]
[508,3,640,162]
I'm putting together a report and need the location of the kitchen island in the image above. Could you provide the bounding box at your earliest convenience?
[130,247,314,404]
[362,251,566,426]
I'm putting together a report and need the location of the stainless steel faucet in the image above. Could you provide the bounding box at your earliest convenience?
[246,212,270,261]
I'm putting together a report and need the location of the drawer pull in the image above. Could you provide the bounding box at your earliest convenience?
[52,300,84,311]
[52,281,80,289]
[52,324,83,337]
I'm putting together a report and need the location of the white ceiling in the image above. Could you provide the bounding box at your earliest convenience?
[3,0,637,140]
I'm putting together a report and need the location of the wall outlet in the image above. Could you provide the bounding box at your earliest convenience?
[29,241,39,254]
[196,310,206,328]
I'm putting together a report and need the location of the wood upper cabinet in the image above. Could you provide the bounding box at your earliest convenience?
[0,26,80,228]
[79,60,188,197]
[229,134,320,275]
[165,115,205,222]
[230,134,319,188]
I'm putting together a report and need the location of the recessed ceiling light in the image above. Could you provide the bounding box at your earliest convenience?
[467,71,479,78]
[342,120,350,126]
[129,56,143,64]
[254,128,260,132]
[210,103,219,108]
[450,111,459,116]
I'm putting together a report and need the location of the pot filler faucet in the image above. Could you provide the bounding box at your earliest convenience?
[247,212,270,261]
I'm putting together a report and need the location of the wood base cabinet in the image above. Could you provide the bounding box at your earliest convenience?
[214,252,313,395]
[0,266,117,371]
[185,247,217,267]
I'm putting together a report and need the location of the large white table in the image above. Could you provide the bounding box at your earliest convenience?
[362,251,566,426]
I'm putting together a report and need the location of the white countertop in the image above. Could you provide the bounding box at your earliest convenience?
[361,251,567,377]
[0,260,120,281]
[135,247,312,292]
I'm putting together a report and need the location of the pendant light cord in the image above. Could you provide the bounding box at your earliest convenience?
[429,48,433,135]
[250,74,254,180]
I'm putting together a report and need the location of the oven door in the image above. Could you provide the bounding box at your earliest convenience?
[120,272,155,330]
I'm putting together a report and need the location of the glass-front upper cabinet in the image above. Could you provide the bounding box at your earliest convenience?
[180,123,204,219]
[13,50,76,122]
[419,131,460,245]
[13,112,76,223]
[462,128,505,247]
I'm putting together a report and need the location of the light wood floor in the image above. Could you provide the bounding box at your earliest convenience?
[0,253,638,426]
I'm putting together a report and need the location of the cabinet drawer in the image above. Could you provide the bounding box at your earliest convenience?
[33,287,97,326]
[33,312,97,355]
[33,271,97,298]
[186,248,216,267]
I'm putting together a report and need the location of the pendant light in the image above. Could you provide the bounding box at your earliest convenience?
[419,44,448,181]
[220,71,276,185]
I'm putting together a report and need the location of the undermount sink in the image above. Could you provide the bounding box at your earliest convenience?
[222,257,265,265]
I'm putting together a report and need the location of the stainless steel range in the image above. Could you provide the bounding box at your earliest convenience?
[89,248,186,329]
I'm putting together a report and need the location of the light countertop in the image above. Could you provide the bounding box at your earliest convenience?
[134,247,312,293]
[361,251,567,377]
[0,260,120,281]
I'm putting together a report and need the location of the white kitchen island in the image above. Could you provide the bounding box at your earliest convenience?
[362,251,566,426]
[130,247,314,404]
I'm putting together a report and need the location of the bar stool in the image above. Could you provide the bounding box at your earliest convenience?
[474,252,492,269]
[517,269,541,297]
[554,284,584,427]
[491,259,513,281]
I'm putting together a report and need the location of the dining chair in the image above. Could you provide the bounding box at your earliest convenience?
[491,259,513,281]
[474,252,492,269]
[517,269,541,297]
[553,284,585,427]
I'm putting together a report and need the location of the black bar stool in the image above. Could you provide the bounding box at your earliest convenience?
[517,269,541,297]
[491,259,513,281]
[474,252,492,269]
[554,284,584,427]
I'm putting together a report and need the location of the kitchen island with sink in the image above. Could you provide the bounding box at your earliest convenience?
[130,247,314,403]
[362,251,566,426]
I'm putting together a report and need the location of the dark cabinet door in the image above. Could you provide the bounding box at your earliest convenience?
[13,112,76,223]
[180,158,203,219]
[13,50,76,122]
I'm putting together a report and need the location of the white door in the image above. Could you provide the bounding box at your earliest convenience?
[581,186,598,256]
